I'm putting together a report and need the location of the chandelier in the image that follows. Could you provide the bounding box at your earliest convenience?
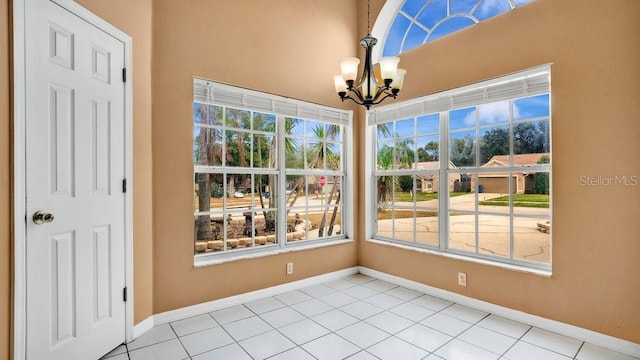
[333,0,406,110]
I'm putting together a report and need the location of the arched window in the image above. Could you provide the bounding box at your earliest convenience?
[374,0,533,57]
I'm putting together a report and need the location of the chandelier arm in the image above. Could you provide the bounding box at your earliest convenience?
[371,84,392,103]
[342,94,366,106]
[371,92,398,106]
[346,87,367,104]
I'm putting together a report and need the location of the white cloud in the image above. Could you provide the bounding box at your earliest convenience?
[464,101,521,125]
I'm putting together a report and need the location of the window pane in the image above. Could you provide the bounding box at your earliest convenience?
[392,175,414,204]
[306,120,322,137]
[514,171,550,217]
[417,0,447,28]
[474,0,511,21]
[448,211,476,252]
[194,215,223,254]
[376,175,393,209]
[226,130,250,167]
[449,130,476,167]
[394,210,415,242]
[252,134,275,168]
[416,210,438,246]
[383,14,410,57]
[402,24,428,53]
[417,113,439,134]
[193,103,222,125]
[450,107,475,130]
[285,136,304,169]
[394,138,416,169]
[226,108,250,128]
[478,214,510,258]
[327,142,342,171]
[287,117,304,137]
[417,135,439,162]
[252,174,277,210]
[377,141,394,170]
[415,174,440,208]
[451,0,480,15]
[395,118,415,138]
[429,17,476,42]
[377,122,393,140]
[193,173,224,213]
[514,216,550,264]
[306,141,324,169]
[514,94,550,120]
[478,100,510,125]
[253,112,276,132]
[194,126,222,166]
[513,120,549,155]
[479,125,509,165]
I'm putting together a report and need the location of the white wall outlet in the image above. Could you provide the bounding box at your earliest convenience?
[458,272,467,287]
[286,262,294,275]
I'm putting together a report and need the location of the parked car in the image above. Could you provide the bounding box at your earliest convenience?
[233,191,244,198]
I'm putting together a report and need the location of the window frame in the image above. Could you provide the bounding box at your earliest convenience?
[365,65,552,272]
[193,79,353,265]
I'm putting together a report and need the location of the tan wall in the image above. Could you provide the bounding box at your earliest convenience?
[72,0,155,325]
[1,0,11,358]
[361,0,640,343]
[151,0,359,314]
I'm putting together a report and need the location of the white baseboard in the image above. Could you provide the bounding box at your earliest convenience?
[151,267,359,327]
[132,315,154,339]
[358,266,640,358]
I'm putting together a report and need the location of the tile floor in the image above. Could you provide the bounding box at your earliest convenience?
[101,273,639,360]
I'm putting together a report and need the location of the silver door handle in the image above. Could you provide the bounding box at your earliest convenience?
[33,211,55,225]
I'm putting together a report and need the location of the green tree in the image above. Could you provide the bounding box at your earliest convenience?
[450,134,475,166]
[480,127,509,164]
[418,141,439,162]
[534,155,550,194]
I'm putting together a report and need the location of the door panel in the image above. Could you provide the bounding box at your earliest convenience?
[25,0,127,359]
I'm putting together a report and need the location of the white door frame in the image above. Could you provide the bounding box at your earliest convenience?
[12,0,134,358]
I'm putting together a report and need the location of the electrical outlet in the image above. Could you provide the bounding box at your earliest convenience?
[286,262,294,275]
[458,272,467,287]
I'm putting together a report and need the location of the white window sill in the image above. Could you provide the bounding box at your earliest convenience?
[365,238,552,277]
[194,238,353,268]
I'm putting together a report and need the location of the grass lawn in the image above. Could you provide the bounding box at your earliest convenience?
[479,194,549,208]
[393,191,468,202]
[377,210,438,220]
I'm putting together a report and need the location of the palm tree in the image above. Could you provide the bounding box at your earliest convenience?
[194,104,229,242]
[306,124,343,237]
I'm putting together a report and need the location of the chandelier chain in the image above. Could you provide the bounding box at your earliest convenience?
[367,0,371,35]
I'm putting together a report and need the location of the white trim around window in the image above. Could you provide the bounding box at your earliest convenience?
[193,79,353,266]
[366,65,552,272]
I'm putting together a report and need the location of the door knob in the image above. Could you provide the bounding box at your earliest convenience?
[33,211,55,225]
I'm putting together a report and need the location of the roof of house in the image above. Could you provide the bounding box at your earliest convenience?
[484,153,549,167]
[417,160,456,170]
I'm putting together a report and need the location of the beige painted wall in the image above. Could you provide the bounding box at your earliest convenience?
[360,0,640,343]
[151,0,359,314]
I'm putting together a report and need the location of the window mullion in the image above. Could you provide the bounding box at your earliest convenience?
[439,111,449,252]
[277,115,287,248]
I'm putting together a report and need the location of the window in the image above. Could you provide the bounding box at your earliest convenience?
[380,0,533,56]
[193,80,351,261]
[367,66,551,270]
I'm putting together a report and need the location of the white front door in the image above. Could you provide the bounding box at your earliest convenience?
[25,0,127,359]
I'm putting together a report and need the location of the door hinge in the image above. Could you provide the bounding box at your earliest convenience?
[123,287,128,302]
[122,68,127,83]
[122,178,127,193]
